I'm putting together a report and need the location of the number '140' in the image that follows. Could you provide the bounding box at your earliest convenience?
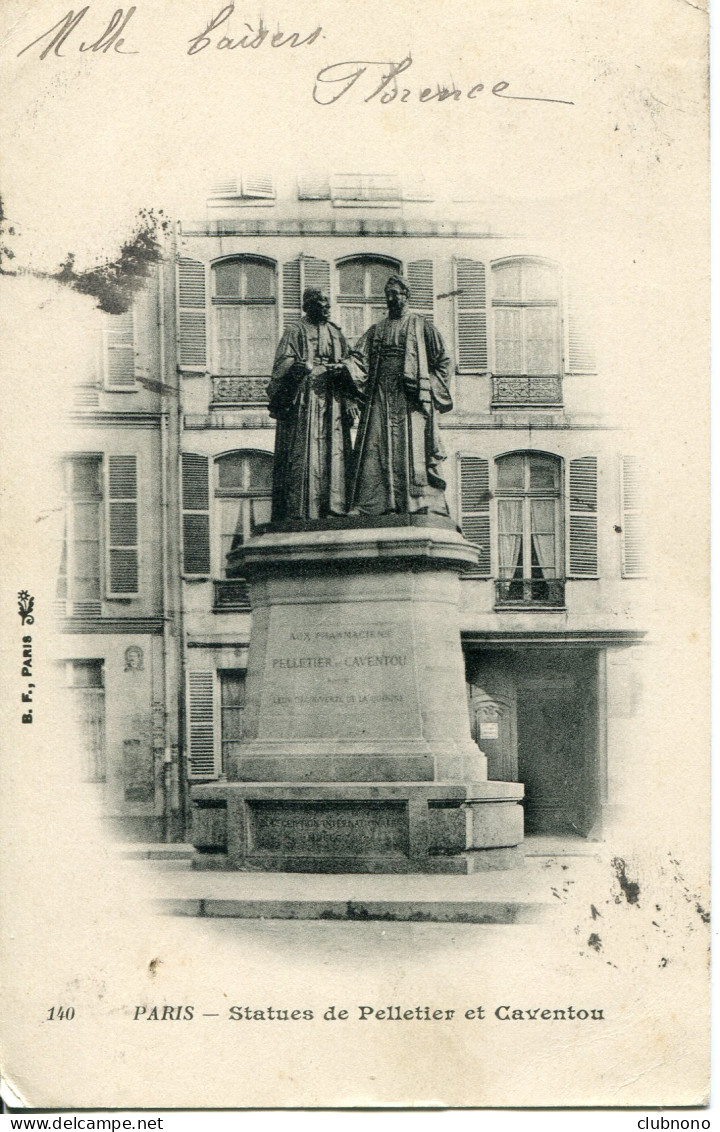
[47,1006,75,1020]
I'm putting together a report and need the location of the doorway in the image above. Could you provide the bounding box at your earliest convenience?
[467,648,601,837]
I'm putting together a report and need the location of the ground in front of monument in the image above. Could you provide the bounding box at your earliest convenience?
[126,839,599,924]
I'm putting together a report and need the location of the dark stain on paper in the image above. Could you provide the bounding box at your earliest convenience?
[612,857,640,905]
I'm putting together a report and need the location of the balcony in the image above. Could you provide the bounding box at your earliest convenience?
[212,377,269,407]
[213,580,252,613]
[491,376,563,409]
[495,578,565,609]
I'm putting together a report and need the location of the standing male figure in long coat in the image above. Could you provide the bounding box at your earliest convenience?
[267,288,365,521]
[348,274,453,517]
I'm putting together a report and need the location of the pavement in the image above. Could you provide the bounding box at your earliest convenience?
[124,838,601,924]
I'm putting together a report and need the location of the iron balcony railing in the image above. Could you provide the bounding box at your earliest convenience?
[212,376,269,406]
[213,579,252,612]
[495,578,566,608]
[491,376,563,409]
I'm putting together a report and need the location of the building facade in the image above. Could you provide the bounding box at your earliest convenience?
[56,173,648,844]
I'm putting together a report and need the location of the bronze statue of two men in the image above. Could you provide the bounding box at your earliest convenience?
[267,275,453,524]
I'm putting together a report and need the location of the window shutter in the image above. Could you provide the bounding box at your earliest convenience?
[105,310,135,388]
[298,176,331,200]
[458,457,491,575]
[455,259,487,371]
[182,453,211,575]
[303,255,331,297]
[177,258,207,370]
[568,456,598,576]
[282,256,331,329]
[187,671,220,779]
[621,456,647,577]
[566,278,596,373]
[106,456,139,595]
[282,257,302,329]
[242,174,275,198]
[407,261,434,317]
[209,177,240,197]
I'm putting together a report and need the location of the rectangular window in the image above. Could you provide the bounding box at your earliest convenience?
[56,457,103,616]
[57,455,140,613]
[336,257,400,344]
[491,261,562,408]
[495,452,565,607]
[297,176,331,200]
[332,174,401,203]
[186,668,247,780]
[212,260,277,375]
[215,451,274,575]
[62,660,106,781]
[220,669,246,771]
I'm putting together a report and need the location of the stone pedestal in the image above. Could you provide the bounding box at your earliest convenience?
[190,522,524,873]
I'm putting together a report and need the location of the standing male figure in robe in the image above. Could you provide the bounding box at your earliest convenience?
[267,288,365,521]
[348,274,453,517]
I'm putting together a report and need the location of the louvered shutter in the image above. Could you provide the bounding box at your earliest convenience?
[566,278,596,373]
[458,457,491,575]
[105,310,135,388]
[106,456,139,595]
[303,255,331,296]
[621,456,647,577]
[297,176,331,200]
[407,260,434,317]
[209,177,240,197]
[282,256,331,329]
[242,174,275,198]
[568,456,598,576]
[182,454,211,575]
[282,257,302,329]
[455,259,487,371]
[177,258,207,370]
[187,671,220,779]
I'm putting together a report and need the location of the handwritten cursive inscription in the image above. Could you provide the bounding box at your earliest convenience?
[17,6,138,58]
[14,8,575,111]
[313,54,574,107]
[187,5,323,55]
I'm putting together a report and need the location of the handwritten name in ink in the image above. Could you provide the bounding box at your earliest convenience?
[18,592,35,724]
[186,5,323,55]
[14,5,575,109]
[312,54,574,107]
[17,6,139,58]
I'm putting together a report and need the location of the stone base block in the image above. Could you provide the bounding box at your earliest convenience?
[191,781,524,874]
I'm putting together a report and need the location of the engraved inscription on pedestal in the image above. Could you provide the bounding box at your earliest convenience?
[258,615,421,740]
[248,801,409,857]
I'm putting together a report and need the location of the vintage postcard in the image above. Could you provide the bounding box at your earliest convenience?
[0,0,710,1110]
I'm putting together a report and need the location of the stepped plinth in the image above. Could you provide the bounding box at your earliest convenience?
[190,521,524,874]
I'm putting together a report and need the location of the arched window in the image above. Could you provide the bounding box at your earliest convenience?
[214,451,273,576]
[336,255,400,344]
[211,258,277,376]
[492,259,560,376]
[495,452,563,604]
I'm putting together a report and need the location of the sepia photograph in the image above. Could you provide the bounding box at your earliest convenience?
[0,0,710,1112]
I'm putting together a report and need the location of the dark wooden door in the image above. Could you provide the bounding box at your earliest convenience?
[516,672,594,835]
